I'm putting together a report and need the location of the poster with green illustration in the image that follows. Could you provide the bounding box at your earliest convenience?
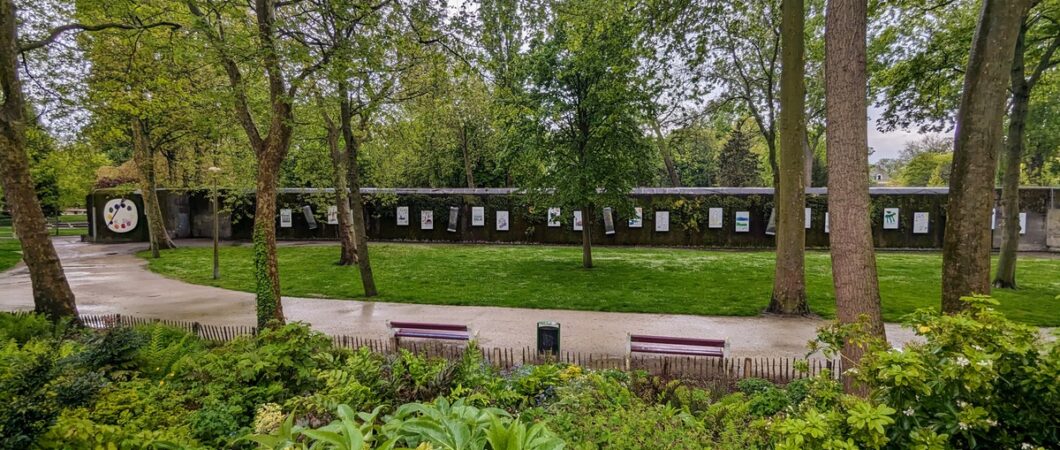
[883,208,899,230]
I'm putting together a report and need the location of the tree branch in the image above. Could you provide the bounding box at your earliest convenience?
[20,21,181,52]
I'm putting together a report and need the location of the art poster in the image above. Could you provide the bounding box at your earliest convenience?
[805,208,812,229]
[547,207,561,227]
[913,212,929,234]
[327,205,338,225]
[279,208,292,228]
[447,207,459,232]
[103,198,138,233]
[603,207,615,235]
[471,207,485,226]
[1019,212,1027,235]
[628,207,643,228]
[735,211,750,233]
[708,207,723,229]
[655,211,670,232]
[496,210,510,231]
[397,206,410,226]
[302,205,318,230]
[573,210,583,231]
[824,212,830,234]
[883,208,900,230]
[765,209,776,236]
[421,210,434,230]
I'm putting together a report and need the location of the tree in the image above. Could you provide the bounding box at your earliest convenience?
[942,0,1032,313]
[715,126,759,187]
[994,2,1060,288]
[511,0,652,268]
[0,0,176,321]
[187,0,330,328]
[766,0,808,315]
[824,0,885,394]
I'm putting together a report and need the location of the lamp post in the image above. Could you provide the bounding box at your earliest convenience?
[208,166,222,279]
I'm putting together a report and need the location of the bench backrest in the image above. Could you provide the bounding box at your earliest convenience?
[630,334,725,348]
[389,321,468,332]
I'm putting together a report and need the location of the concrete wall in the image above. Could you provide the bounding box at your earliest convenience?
[85,187,1060,251]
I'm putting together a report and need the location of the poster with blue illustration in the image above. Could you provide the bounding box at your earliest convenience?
[735,211,750,233]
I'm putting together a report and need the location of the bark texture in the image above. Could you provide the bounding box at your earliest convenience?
[340,98,378,297]
[460,124,477,189]
[320,106,358,266]
[942,0,1031,313]
[0,0,78,321]
[581,205,593,269]
[131,117,176,258]
[767,0,809,315]
[825,0,886,395]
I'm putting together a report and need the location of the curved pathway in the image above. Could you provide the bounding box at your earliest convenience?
[0,237,927,357]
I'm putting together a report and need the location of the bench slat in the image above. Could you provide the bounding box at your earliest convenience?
[630,343,724,357]
[630,334,725,348]
[394,329,470,341]
[389,321,468,332]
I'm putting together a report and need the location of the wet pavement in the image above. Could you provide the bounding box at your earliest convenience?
[0,237,942,357]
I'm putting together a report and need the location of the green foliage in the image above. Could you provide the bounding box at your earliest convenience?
[715,128,760,187]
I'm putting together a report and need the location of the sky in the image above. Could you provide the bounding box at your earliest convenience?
[866,106,942,163]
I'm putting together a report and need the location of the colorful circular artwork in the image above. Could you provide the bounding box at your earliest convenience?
[103,198,138,233]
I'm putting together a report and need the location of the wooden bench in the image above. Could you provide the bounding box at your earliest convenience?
[627,334,728,368]
[388,321,474,347]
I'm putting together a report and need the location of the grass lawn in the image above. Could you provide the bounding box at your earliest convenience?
[141,243,1060,326]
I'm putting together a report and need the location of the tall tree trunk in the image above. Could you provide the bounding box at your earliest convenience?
[766,138,779,188]
[581,204,593,269]
[802,133,814,187]
[651,119,681,187]
[994,24,1031,289]
[460,123,476,189]
[252,138,287,327]
[341,98,378,297]
[825,0,886,395]
[320,106,358,266]
[131,117,175,258]
[768,0,809,315]
[942,0,1030,313]
[0,0,78,321]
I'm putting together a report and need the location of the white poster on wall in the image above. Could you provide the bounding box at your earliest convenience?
[327,205,338,225]
[825,212,830,234]
[913,212,929,234]
[991,208,997,230]
[420,210,434,230]
[883,208,900,230]
[471,207,485,226]
[735,211,750,233]
[547,207,561,227]
[496,210,510,231]
[805,208,812,229]
[708,207,723,229]
[603,207,615,235]
[573,210,583,231]
[447,207,459,232]
[280,208,292,228]
[1019,212,1027,235]
[397,206,409,226]
[628,207,643,228]
[655,211,670,232]
[103,198,138,233]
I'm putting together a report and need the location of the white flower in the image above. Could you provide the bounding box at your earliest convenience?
[904,408,915,416]
[977,360,991,367]
[958,422,969,431]
[973,345,984,351]
[955,356,970,367]
[1021,444,1034,450]
[985,419,997,427]
[957,400,968,409]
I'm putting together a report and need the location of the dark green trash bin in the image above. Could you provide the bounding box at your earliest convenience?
[537,321,560,355]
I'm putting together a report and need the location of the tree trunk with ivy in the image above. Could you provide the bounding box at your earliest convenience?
[581,205,593,269]
[0,0,78,321]
[942,0,1031,312]
[825,0,886,395]
[131,117,176,258]
[767,0,809,315]
[252,137,287,327]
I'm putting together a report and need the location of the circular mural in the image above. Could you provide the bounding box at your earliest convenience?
[103,198,138,233]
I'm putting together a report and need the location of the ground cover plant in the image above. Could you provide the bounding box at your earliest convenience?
[141,244,1060,326]
[1,296,1057,449]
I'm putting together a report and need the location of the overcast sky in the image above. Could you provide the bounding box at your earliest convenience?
[866,106,945,163]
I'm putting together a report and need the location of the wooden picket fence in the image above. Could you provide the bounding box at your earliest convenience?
[9,312,839,385]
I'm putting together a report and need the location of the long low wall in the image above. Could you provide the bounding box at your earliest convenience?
[84,187,1060,251]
